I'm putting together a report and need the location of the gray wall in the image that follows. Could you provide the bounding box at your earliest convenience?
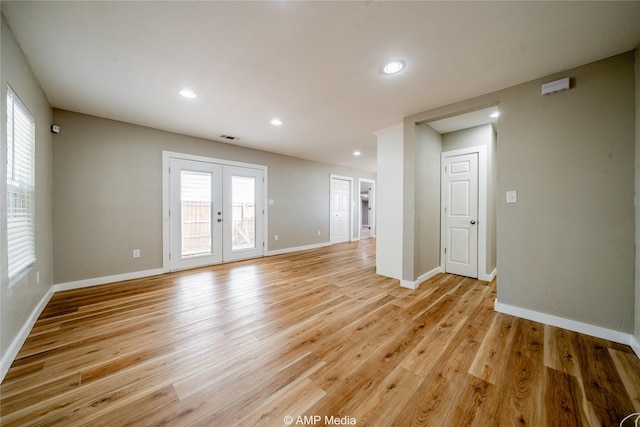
[498,52,635,332]
[635,47,640,343]
[441,124,488,152]
[1,16,54,363]
[414,123,442,278]
[489,126,497,275]
[52,110,375,284]
[404,51,635,333]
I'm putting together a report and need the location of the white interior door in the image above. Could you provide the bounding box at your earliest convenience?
[169,158,222,271]
[168,157,265,271]
[330,177,351,244]
[444,153,478,278]
[222,166,264,262]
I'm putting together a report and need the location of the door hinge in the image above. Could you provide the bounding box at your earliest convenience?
[169,252,172,260]
[444,248,447,254]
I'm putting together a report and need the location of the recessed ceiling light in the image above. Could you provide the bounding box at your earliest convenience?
[179,89,197,99]
[353,151,361,156]
[490,111,500,118]
[383,60,405,74]
[270,119,283,126]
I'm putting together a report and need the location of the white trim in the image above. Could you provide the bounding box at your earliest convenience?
[162,151,268,273]
[329,174,354,244]
[441,145,488,280]
[495,300,637,349]
[401,266,443,289]
[400,280,418,290]
[1,289,54,382]
[480,268,497,282]
[53,268,165,292]
[266,242,331,256]
[373,123,403,136]
[631,335,640,359]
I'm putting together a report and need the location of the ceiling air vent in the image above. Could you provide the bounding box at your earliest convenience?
[220,135,239,141]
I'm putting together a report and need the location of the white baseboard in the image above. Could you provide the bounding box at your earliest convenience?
[631,335,640,359]
[266,242,331,256]
[1,288,54,383]
[401,266,443,290]
[494,300,637,351]
[53,268,165,292]
[480,268,497,282]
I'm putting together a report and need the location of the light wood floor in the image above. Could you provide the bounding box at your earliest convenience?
[2,239,639,426]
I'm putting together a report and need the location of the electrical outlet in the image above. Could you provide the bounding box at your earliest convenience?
[36,271,40,285]
[274,235,279,242]
[317,230,321,236]
[133,249,141,258]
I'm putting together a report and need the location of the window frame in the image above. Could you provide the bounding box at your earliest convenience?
[6,84,36,284]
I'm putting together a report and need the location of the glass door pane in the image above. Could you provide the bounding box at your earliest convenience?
[231,175,256,251]
[181,170,212,257]
[169,158,222,271]
[222,165,264,262]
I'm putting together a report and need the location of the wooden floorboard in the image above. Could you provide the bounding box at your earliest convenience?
[1,239,639,426]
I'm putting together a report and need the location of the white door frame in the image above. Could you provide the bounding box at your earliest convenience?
[162,151,268,273]
[358,178,376,239]
[329,174,354,244]
[440,145,487,280]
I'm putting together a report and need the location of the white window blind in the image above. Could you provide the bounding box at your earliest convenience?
[6,85,36,281]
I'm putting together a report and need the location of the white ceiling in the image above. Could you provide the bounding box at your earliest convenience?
[3,1,640,172]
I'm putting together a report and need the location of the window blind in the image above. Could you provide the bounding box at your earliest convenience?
[6,85,36,280]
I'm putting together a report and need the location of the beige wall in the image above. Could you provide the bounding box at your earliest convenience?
[635,47,640,344]
[52,110,375,284]
[489,126,497,275]
[441,124,489,152]
[414,123,442,277]
[498,52,635,332]
[404,51,635,333]
[1,16,54,364]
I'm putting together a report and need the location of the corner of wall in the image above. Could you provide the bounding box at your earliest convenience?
[634,46,640,344]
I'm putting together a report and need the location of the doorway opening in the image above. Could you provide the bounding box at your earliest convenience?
[359,178,375,240]
[427,106,498,281]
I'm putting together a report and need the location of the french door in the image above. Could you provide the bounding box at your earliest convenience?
[168,157,264,271]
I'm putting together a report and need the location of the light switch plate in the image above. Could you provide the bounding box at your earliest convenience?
[506,191,518,204]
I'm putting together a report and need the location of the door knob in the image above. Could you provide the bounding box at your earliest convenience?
[217,218,222,223]
[470,220,476,225]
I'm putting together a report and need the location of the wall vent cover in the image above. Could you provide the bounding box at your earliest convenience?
[220,135,239,141]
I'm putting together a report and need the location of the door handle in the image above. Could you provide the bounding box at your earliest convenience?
[217,218,222,223]
[470,220,476,225]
